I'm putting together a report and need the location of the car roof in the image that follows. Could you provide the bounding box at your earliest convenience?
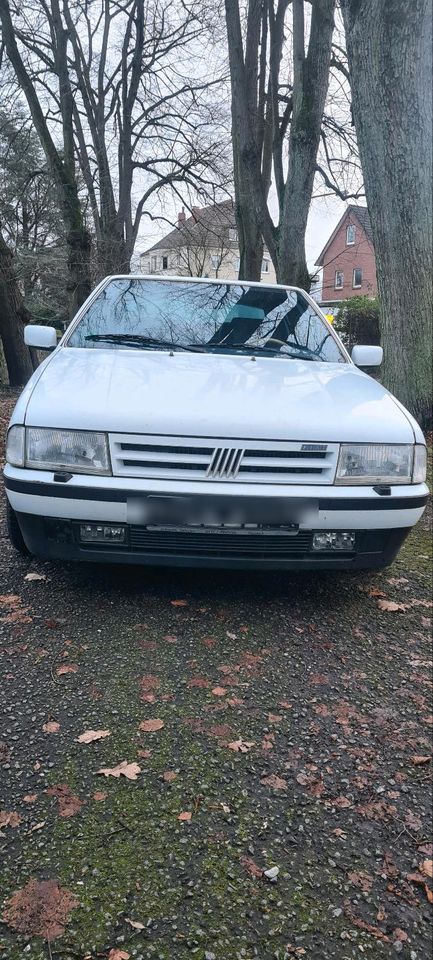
[104,274,307,295]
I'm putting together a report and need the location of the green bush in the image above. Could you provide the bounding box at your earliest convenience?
[334,296,380,351]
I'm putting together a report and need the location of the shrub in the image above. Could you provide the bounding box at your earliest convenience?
[333,296,380,351]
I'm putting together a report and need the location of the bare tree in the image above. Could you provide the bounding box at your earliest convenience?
[342,0,432,426]
[225,0,363,288]
[0,228,33,385]
[0,0,92,316]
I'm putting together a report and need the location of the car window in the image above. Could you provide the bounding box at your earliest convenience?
[67,278,346,363]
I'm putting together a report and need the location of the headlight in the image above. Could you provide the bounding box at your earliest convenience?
[25,428,111,475]
[6,425,25,466]
[336,443,413,484]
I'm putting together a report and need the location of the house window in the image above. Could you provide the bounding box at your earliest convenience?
[334,270,344,289]
[228,227,237,241]
[151,255,158,271]
[353,267,363,288]
[261,259,269,273]
[346,224,356,245]
[162,255,168,270]
[234,257,240,270]
[210,255,220,269]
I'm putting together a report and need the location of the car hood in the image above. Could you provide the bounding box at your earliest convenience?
[23,347,414,443]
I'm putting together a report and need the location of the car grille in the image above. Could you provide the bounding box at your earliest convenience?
[129,526,313,559]
[109,435,338,484]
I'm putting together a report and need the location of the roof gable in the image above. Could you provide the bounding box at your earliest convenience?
[142,200,236,254]
[315,205,373,266]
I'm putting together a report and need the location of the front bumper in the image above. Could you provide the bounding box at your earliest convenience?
[4,467,428,570]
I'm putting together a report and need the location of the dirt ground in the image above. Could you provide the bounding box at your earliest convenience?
[0,387,432,960]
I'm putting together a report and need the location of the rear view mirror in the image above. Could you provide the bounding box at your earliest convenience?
[24,325,57,351]
[351,345,383,367]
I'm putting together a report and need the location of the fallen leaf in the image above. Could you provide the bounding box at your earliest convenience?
[261,774,287,790]
[227,739,255,753]
[405,810,422,831]
[421,859,433,879]
[393,928,408,943]
[211,686,227,696]
[125,917,145,930]
[332,828,347,838]
[46,784,84,818]
[333,796,352,809]
[3,879,78,939]
[163,771,177,782]
[42,720,60,734]
[108,951,130,960]
[0,811,21,828]
[138,718,164,733]
[178,811,192,821]
[410,755,431,765]
[377,599,408,612]
[163,634,177,643]
[268,713,282,723]
[170,599,188,607]
[188,676,211,688]
[139,675,160,695]
[24,572,46,581]
[93,791,107,802]
[348,870,374,892]
[137,749,151,759]
[97,762,141,780]
[77,729,111,744]
[418,842,433,856]
[23,794,38,804]
[55,664,78,676]
[240,855,263,879]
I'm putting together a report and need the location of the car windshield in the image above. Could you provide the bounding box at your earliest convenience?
[67,278,346,363]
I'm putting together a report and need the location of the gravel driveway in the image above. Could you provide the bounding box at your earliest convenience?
[0,388,432,960]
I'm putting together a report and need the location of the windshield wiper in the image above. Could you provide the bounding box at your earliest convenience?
[85,334,204,352]
[194,341,321,360]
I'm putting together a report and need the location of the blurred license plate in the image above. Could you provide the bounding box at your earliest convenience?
[127,496,317,527]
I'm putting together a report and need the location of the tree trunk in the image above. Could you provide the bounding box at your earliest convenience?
[277,0,335,288]
[0,232,34,386]
[342,0,432,427]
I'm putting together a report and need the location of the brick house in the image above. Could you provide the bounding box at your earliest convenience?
[140,200,276,283]
[315,205,377,308]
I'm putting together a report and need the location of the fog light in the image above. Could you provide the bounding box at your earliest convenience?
[312,531,355,551]
[79,523,126,543]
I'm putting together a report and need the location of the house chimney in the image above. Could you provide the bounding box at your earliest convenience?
[178,207,186,224]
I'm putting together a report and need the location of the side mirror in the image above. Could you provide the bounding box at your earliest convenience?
[351,345,383,368]
[24,325,57,351]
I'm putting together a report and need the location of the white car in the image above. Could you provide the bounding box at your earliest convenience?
[4,275,428,570]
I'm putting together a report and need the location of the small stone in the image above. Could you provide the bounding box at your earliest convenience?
[332,908,343,918]
[205,953,216,960]
[263,866,279,881]
[393,942,403,954]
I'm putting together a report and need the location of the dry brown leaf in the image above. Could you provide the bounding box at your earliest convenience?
[55,664,78,676]
[138,718,164,733]
[420,859,433,879]
[0,811,22,829]
[178,811,192,821]
[97,761,141,780]
[170,599,188,606]
[163,771,177,782]
[42,720,60,733]
[77,729,111,744]
[212,686,227,696]
[410,755,431,765]
[240,855,263,879]
[93,791,108,802]
[261,774,287,790]
[23,794,38,804]
[377,599,408,612]
[333,796,352,809]
[108,951,130,960]
[227,739,255,753]
[348,870,374,892]
[46,784,84,818]
[3,879,78,939]
[268,713,282,723]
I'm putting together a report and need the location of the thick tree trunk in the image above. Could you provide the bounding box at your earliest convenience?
[277,0,335,288]
[342,0,432,427]
[0,232,34,386]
